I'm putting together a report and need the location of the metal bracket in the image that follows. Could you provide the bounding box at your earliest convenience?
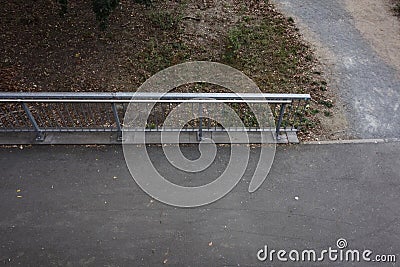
[198,103,203,141]
[21,102,45,142]
[35,132,45,142]
[111,103,123,142]
[275,103,287,140]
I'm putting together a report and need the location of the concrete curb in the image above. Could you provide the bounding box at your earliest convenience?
[1,132,398,146]
[0,131,299,145]
[303,138,400,145]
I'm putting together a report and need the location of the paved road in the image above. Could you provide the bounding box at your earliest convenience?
[0,143,399,266]
[272,0,400,139]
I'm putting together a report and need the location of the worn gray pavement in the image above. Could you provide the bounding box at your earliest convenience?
[272,0,400,139]
[0,142,399,266]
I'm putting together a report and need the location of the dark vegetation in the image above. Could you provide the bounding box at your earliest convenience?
[394,0,400,16]
[58,0,152,29]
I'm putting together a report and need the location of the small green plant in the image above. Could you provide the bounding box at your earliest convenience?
[222,19,311,95]
[58,0,68,16]
[324,111,332,117]
[298,118,316,129]
[148,10,181,30]
[305,54,313,62]
[134,0,152,6]
[146,122,156,129]
[394,1,400,16]
[141,38,189,75]
[319,100,333,108]
[223,24,252,63]
[57,0,152,29]
[92,0,119,30]
[242,15,251,23]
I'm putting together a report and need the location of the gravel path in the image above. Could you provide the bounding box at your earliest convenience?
[272,0,400,139]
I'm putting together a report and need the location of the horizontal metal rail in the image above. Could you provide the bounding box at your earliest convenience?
[0,92,310,100]
[0,99,291,104]
[0,92,311,142]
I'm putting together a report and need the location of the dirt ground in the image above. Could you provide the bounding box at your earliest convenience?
[0,0,313,92]
[272,0,400,140]
[344,0,400,75]
[327,0,400,139]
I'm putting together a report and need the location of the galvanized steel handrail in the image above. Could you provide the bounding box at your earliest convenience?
[0,92,310,100]
[0,92,311,142]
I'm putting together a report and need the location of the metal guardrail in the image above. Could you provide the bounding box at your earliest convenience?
[0,92,311,142]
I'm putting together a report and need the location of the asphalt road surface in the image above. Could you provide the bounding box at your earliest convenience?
[0,143,399,266]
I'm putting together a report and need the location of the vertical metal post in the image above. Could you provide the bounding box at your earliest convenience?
[111,103,122,141]
[198,103,203,141]
[21,102,44,141]
[276,103,286,140]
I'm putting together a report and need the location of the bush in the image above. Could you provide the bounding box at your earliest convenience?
[92,0,119,29]
[57,0,152,29]
[394,0,400,16]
